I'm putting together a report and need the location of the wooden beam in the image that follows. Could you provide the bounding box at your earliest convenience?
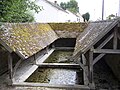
[113,27,118,49]
[93,54,105,65]
[83,66,89,86]
[36,63,81,69]
[8,52,13,84]
[88,48,94,84]
[78,59,85,70]
[13,59,22,77]
[0,39,13,53]
[82,54,87,66]
[81,54,89,85]
[93,33,112,67]
[15,50,26,59]
[71,52,81,63]
[36,49,55,63]
[13,82,90,89]
[13,65,38,83]
[93,49,120,54]
[97,33,113,49]
[82,20,118,53]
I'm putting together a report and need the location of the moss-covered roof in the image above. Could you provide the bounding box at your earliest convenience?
[49,23,87,38]
[73,19,119,57]
[0,23,87,59]
[0,23,58,58]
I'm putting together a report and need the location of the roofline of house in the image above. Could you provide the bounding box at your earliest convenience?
[42,0,69,14]
[66,10,83,18]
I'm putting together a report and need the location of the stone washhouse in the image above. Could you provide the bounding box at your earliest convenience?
[0,18,120,90]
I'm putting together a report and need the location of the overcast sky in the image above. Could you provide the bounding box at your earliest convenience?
[48,0,119,21]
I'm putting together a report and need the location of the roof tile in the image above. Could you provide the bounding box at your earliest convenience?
[0,23,58,58]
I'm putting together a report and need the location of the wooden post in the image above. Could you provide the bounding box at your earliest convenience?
[8,52,13,84]
[88,49,93,83]
[46,47,49,54]
[33,54,36,64]
[82,54,87,66]
[93,49,120,54]
[82,54,89,86]
[113,27,118,49]
[13,59,22,77]
[88,47,95,89]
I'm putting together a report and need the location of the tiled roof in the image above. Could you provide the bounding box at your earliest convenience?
[0,23,58,59]
[73,19,119,57]
[0,22,87,59]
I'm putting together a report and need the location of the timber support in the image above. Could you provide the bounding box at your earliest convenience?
[77,22,120,89]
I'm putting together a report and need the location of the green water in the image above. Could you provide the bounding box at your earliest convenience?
[26,68,82,84]
[26,50,83,84]
[44,50,73,63]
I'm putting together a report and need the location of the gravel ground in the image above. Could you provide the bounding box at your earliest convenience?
[94,58,120,90]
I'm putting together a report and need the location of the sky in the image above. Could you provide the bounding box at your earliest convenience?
[48,0,119,21]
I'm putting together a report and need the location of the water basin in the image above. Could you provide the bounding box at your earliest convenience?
[26,68,83,85]
[44,50,74,63]
[26,50,83,85]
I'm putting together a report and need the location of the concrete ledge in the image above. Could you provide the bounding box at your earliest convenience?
[36,49,55,63]
[13,82,90,90]
[36,63,81,69]
[13,65,38,83]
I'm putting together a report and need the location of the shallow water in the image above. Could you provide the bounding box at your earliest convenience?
[26,50,83,84]
[44,50,73,63]
[26,68,83,84]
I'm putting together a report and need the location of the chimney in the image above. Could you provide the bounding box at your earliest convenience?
[54,1,57,4]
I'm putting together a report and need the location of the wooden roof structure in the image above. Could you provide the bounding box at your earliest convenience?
[1,20,120,89]
[0,22,90,89]
[73,18,120,89]
[73,19,119,57]
[0,23,58,59]
[0,23,86,59]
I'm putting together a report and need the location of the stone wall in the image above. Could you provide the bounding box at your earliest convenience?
[54,38,76,47]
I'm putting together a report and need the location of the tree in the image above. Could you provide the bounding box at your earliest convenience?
[60,2,67,10]
[107,14,116,20]
[82,12,90,22]
[60,0,79,14]
[0,0,41,22]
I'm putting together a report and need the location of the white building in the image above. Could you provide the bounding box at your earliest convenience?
[65,10,83,22]
[118,0,120,16]
[34,0,83,22]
